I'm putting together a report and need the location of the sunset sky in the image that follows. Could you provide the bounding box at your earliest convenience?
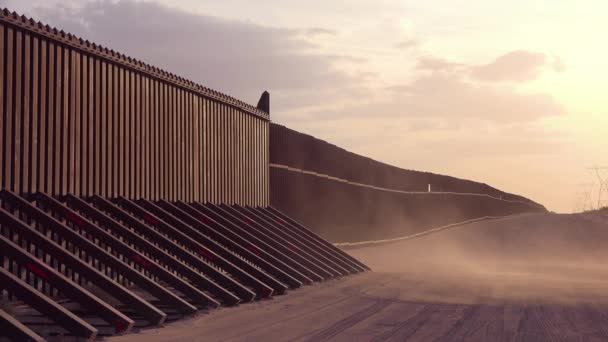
[6,0,608,212]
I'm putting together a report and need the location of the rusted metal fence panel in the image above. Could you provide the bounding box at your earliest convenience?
[0,12,269,205]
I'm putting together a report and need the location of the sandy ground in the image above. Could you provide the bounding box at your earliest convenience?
[110,212,608,341]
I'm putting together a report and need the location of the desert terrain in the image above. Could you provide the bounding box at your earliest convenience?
[111,211,608,341]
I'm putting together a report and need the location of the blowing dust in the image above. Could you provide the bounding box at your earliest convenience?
[348,212,608,305]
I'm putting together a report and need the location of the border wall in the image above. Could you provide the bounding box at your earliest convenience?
[0,12,269,205]
[269,124,546,242]
[0,11,371,341]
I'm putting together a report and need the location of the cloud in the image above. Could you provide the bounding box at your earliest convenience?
[416,57,464,72]
[550,55,566,73]
[395,38,419,50]
[471,50,564,82]
[303,27,336,36]
[301,71,564,124]
[24,1,564,126]
[30,0,363,114]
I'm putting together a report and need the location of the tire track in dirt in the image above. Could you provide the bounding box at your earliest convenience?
[369,304,442,342]
[435,304,483,342]
[514,305,569,342]
[219,274,399,341]
[302,299,393,342]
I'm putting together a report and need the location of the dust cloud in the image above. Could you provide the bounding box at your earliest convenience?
[348,212,608,305]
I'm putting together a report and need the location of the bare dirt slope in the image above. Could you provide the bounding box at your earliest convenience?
[111,212,608,341]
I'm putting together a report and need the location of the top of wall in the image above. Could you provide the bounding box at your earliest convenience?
[0,8,269,120]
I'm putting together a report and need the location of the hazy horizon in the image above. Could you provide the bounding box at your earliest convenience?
[6,0,608,213]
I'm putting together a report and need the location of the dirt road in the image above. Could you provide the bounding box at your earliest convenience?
[111,212,608,341]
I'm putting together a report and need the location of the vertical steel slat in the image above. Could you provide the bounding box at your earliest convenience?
[22,32,31,195]
[14,29,22,194]
[202,98,209,203]
[132,73,142,198]
[183,91,189,202]
[67,47,74,196]
[229,105,234,204]
[143,76,149,200]
[192,94,199,202]
[152,80,159,200]
[107,62,115,198]
[0,24,4,194]
[240,111,245,205]
[264,120,268,205]
[81,53,88,196]
[179,89,185,201]
[157,80,163,201]
[100,60,107,197]
[175,89,181,201]
[234,109,240,205]
[61,46,69,196]
[106,62,113,198]
[210,101,216,203]
[255,118,260,206]
[222,104,229,204]
[139,73,145,199]
[223,103,229,204]
[117,66,124,197]
[227,106,233,205]
[233,108,239,204]
[86,55,92,196]
[93,58,100,196]
[45,43,57,194]
[230,108,241,204]
[247,115,253,206]
[216,101,221,204]
[148,78,154,200]
[167,82,171,201]
[160,82,166,200]
[113,64,120,198]
[169,86,175,201]
[74,50,81,196]
[127,70,134,199]
[186,91,192,202]
[215,102,221,204]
